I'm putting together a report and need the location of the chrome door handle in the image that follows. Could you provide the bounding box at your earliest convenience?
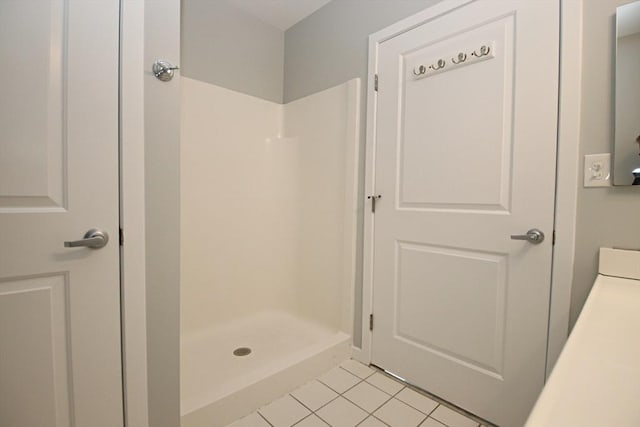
[510,228,545,244]
[64,229,109,249]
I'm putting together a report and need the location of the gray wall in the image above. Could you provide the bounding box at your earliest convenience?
[181,0,284,103]
[145,0,181,426]
[284,0,443,346]
[570,0,640,327]
[284,0,438,103]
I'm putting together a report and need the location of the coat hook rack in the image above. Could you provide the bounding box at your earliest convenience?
[410,42,495,81]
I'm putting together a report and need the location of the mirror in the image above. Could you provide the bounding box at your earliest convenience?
[614,1,640,185]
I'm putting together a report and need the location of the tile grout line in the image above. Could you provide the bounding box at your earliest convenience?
[256,410,274,427]
[428,404,479,427]
[353,368,444,427]
[339,365,377,381]
[288,392,317,414]
[291,411,329,427]
[354,414,391,427]
[428,414,454,427]
[370,414,392,427]
[317,366,364,394]
[341,387,394,419]
[338,366,399,410]
[395,393,442,419]
[307,393,342,421]
[429,412,477,427]
[316,379,362,397]
[339,366,434,427]
[363,378,404,397]
[419,417,447,427]
[312,365,395,426]
[424,417,451,427]
[370,365,488,427]
[243,360,482,427]
[401,397,429,427]
[311,377,366,426]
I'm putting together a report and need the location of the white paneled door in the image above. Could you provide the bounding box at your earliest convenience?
[370,1,559,426]
[0,1,122,427]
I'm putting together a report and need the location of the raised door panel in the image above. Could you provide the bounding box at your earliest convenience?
[399,15,514,212]
[0,1,66,210]
[0,275,71,427]
[395,242,507,377]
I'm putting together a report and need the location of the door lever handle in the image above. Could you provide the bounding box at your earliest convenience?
[510,228,544,244]
[64,229,109,249]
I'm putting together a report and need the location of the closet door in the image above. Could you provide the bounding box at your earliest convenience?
[370,1,559,426]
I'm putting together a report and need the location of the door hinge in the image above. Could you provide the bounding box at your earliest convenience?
[374,74,378,92]
[367,194,381,213]
[552,230,556,246]
[369,314,374,331]
[119,227,124,246]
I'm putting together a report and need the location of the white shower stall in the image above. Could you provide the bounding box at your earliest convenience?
[179,77,360,426]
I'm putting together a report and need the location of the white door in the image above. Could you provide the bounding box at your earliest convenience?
[370,1,559,426]
[0,1,122,426]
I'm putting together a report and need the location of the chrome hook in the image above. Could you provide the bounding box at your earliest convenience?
[471,45,491,58]
[451,52,467,64]
[152,60,180,82]
[413,65,427,76]
[429,59,446,71]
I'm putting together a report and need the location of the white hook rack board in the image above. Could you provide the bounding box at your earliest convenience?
[409,41,496,81]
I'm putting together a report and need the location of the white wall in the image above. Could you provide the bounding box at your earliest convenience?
[284,79,360,332]
[181,78,291,334]
[181,0,284,103]
[181,78,359,336]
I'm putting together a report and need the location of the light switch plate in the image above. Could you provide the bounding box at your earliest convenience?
[584,153,612,187]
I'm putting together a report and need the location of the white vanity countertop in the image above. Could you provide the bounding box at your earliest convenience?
[525,248,640,427]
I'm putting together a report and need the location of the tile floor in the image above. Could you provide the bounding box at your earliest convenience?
[227,359,488,427]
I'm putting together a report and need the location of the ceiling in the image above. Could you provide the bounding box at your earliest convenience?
[231,0,333,31]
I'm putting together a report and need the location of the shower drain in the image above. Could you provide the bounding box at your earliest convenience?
[233,347,252,357]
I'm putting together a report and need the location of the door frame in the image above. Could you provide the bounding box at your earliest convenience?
[120,1,149,426]
[120,0,182,425]
[356,0,583,379]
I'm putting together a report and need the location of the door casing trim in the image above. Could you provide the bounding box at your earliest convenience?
[357,0,582,380]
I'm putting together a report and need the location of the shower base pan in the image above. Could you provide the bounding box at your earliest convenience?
[180,310,351,427]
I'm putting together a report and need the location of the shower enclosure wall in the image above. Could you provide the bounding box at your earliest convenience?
[180,77,360,426]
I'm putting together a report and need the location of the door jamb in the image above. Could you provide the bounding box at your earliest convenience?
[546,0,582,377]
[357,0,582,380]
[120,1,149,426]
